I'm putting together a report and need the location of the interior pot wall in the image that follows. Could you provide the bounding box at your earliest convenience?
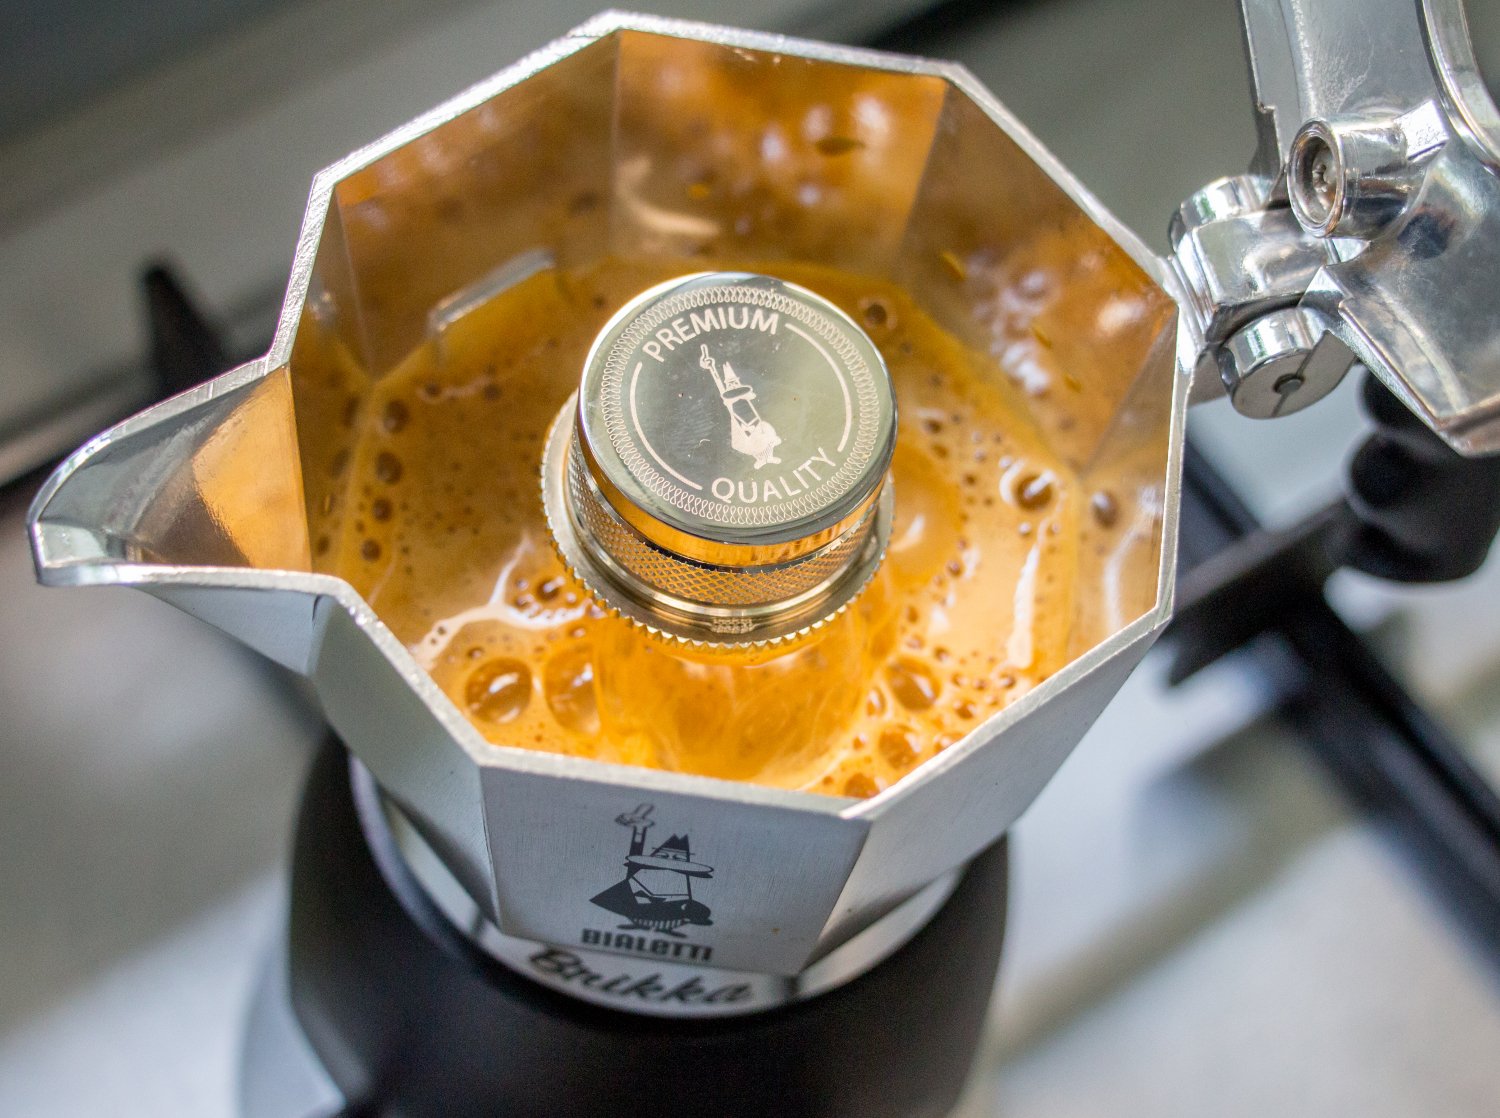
[284,26,1177,660]
[288,35,620,563]
[607,30,947,271]
[1069,321,1179,658]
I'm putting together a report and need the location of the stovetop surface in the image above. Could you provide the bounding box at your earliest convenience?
[4,1,1500,1115]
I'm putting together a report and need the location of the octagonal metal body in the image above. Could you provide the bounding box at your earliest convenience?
[29,13,1189,981]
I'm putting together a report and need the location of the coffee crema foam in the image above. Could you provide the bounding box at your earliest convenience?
[318,256,1136,797]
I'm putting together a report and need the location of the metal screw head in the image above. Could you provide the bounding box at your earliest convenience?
[1290,125,1344,235]
[1306,142,1340,215]
[1220,307,1356,419]
[1289,113,1432,239]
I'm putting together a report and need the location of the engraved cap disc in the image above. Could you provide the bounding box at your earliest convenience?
[577,272,896,566]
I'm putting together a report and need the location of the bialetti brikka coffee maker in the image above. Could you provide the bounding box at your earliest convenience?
[26,4,1500,1116]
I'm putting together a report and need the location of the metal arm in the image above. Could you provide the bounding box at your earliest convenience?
[1177,0,1500,456]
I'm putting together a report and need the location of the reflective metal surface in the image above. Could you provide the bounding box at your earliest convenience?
[1423,0,1500,171]
[1220,306,1357,420]
[27,12,1186,992]
[545,402,895,644]
[1168,172,1351,413]
[579,272,893,554]
[546,270,896,643]
[1205,0,1500,453]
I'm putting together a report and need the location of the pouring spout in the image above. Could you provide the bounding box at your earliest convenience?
[27,359,322,673]
[29,359,311,586]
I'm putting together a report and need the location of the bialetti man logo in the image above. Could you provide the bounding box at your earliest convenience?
[698,343,783,469]
[581,804,714,962]
[523,803,751,1009]
[591,277,893,539]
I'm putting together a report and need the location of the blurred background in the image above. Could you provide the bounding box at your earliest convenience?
[2,0,1500,1114]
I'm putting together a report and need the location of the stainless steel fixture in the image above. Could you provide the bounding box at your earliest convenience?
[543,271,896,644]
[1177,0,1500,453]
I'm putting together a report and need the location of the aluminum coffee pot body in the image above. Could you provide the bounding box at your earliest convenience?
[28,14,1188,999]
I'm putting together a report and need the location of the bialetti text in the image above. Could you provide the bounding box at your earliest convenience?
[581,927,713,962]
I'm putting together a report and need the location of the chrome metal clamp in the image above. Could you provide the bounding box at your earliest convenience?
[1169,172,1353,418]
[1176,0,1500,456]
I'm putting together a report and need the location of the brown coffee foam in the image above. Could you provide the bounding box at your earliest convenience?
[326,256,1132,797]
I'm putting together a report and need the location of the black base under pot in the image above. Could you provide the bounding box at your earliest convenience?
[241,736,1010,1118]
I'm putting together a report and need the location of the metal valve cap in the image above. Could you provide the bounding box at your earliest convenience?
[543,272,896,643]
